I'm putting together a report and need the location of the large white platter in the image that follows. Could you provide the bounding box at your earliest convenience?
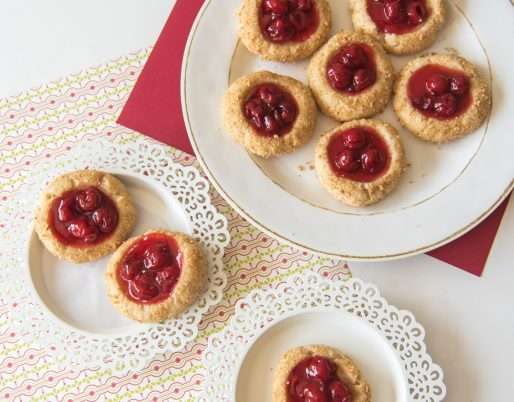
[182,0,514,260]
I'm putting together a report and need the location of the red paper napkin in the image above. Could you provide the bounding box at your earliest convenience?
[118,0,510,276]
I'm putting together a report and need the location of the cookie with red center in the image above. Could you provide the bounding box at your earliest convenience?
[315,119,405,206]
[272,345,371,402]
[34,170,136,263]
[308,31,394,122]
[349,0,446,55]
[394,53,491,143]
[105,230,207,323]
[223,71,318,158]
[238,0,332,62]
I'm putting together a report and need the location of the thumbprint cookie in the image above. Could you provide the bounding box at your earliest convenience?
[393,53,491,142]
[223,71,318,158]
[315,119,405,206]
[238,0,332,62]
[308,31,394,122]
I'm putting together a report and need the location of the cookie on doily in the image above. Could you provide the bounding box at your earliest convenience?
[105,229,207,323]
[34,170,136,263]
[272,344,371,402]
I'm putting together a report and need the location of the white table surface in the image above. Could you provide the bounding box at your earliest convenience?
[1,1,512,401]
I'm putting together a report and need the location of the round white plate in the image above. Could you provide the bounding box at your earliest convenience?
[182,0,514,260]
[236,310,408,402]
[27,171,190,336]
[201,274,445,402]
[0,138,229,372]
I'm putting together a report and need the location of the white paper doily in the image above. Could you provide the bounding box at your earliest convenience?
[201,273,446,402]
[0,137,229,372]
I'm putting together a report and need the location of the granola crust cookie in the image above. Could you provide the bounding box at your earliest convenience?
[272,345,371,402]
[308,31,394,122]
[105,230,207,323]
[238,0,332,62]
[34,170,136,263]
[223,71,318,158]
[393,53,491,143]
[349,0,446,55]
[315,119,406,207]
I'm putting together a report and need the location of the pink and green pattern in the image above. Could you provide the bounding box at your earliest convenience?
[0,49,351,401]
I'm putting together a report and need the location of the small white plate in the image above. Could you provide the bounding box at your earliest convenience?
[236,310,408,402]
[182,0,514,260]
[27,171,190,336]
[201,274,445,402]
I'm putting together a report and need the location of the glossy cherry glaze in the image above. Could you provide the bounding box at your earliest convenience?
[286,356,353,402]
[260,0,319,43]
[326,44,376,94]
[243,83,299,136]
[327,127,390,182]
[366,0,429,34]
[48,187,118,246]
[407,64,472,119]
[117,233,182,304]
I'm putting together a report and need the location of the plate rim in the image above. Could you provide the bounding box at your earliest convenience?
[181,0,514,261]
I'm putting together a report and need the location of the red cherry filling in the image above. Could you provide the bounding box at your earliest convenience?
[408,64,472,119]
[49,187,119,246]
[117,234,182,304]
[286,356,353,402]
[326,44,376,94]
[327,127,390,182]
[243,83,299,136]
[366,0,429,34]
[260,0,319,43]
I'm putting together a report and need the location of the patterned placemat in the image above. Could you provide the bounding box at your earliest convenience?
[0,49,350,402]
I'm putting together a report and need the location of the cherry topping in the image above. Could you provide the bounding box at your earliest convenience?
[117,234,182,304]
[407,64,472,119]
[76,187,102,212]
[361,148,385,174]
[342,128,367,150]
[327,127,390,182]
[326,44,376,94]
[49,187,119,247]
[263,0,289,14]
[67,217,99,243]
[286,356,353,402]
[143,242,171,271]
[243,83,298,137]
[91,206,118,233]
[336,150,360,173]
[449,75,469,96]
[425,74,449,96]
[384,0,406,24]
[433,93,457,117]
[57,197,76,222]
[306,357,334,382]
[130,272,160,301]
[260,0,319,43]
[406,1,426,24]
[329,381,353,402]
[340,45,367,69]
[327,64,353,91]
[353,69,376,92]
[366,0,429,34]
